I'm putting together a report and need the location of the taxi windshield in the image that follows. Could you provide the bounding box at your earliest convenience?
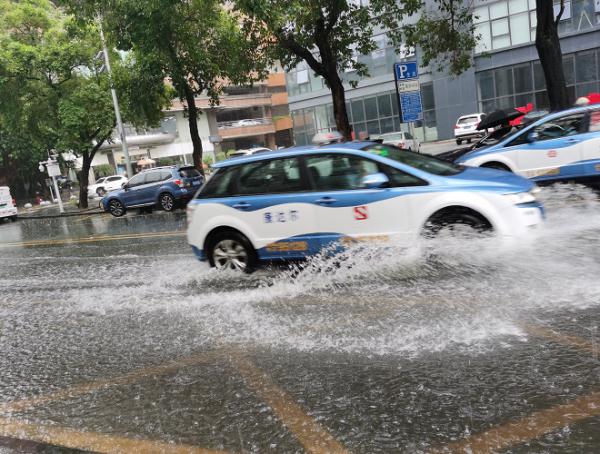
[362,144,463,176]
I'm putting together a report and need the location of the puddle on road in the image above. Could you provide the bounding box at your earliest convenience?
[2,184,599,360]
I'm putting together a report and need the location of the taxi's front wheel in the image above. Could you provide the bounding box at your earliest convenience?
[206,230,257,273]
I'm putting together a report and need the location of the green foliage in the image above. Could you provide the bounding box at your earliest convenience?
[0,0,168,204]
[94,163,114,177]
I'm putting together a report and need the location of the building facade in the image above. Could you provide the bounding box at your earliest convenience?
[91,72,293,177]
[286,0,600,144]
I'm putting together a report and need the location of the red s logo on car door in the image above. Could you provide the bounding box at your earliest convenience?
[353,205,368,220]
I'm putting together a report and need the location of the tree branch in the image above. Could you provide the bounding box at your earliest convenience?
[555,0,565,26]
[276,32,326,77]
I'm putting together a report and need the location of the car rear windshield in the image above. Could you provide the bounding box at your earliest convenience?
[179,167,201,178]
[362,145,463,176]
[458,116,478,124]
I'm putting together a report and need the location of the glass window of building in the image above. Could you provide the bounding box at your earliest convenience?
[510,13,530,45]
[576,51,597,83]
[489,1,508,19]
[508,0,528,14]
[476,49,600,113]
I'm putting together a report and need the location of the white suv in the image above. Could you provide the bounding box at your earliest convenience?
[454,113,486,145]
[88,175,128,198]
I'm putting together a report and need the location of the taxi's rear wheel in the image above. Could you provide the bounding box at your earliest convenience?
[206,230,256,273]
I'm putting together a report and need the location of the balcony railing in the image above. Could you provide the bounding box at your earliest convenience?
[217,117,273,129]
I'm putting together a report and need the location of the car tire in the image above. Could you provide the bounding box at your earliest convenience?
[10,216,17,222]
[96,187,106,197]
[456,139,462,145]
[159,193,175,212]
[206,230,257,273]
[108,199,126,217]
[467,138,472,143]
[423,210,492,239]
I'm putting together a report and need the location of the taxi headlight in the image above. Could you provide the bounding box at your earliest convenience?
[504,191,537,205]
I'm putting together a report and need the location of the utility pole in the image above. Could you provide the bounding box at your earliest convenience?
[98,20,134,178]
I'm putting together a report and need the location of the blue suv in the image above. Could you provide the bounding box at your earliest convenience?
[102,165,204,217]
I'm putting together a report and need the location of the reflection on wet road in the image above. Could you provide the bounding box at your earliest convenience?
[0,186,600,453]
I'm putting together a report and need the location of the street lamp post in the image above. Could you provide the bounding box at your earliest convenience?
[98,20,134,178]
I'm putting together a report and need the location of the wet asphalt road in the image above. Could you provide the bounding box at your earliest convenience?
[1,191,600,453]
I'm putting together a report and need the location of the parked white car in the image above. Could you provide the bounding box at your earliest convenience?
[0,186,17,221]
[454,113,487,145]
[374,132,421,152]
[88,175,128,198]
[228,147,272,159]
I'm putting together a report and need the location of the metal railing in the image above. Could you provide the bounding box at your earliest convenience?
[217,117,273,129]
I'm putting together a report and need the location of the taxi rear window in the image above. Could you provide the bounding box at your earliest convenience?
[362,145,463,176]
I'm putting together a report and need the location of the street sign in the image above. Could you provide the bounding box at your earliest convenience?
[394,62,418,81]
[46,161,61,177]
[394,61,423,124]
[399,91,423,122]
[397,80,420,93]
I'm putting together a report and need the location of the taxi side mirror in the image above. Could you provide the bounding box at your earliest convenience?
[361,172,389,189]
[122,183,129,190]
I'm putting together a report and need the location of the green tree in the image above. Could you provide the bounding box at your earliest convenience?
[236,0,475,140]
[63,0,269,173]
[0,0,170,208]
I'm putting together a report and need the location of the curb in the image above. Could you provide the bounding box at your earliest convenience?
[18,209,104,220]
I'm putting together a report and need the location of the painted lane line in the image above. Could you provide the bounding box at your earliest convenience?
[0,417,230,454]
[525,325,599,356]
[432,326,600,453]
[0,230,186,248]
[230,353,349,454]
[432,390,600,453]
[0,349,225,414]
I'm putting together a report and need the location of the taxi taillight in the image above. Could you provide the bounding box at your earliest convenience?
[174,179,185,188]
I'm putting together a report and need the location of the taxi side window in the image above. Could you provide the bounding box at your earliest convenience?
[237,157,304,195]
[533,114,587,142]
[198,166,237,198]
[379,164,427,187]
[306,154,379,190]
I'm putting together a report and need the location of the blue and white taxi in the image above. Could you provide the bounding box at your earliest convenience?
[187,142,543,271]
[455,105,600,184]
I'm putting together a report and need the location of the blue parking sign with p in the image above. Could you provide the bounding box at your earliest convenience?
[394,62,418,80]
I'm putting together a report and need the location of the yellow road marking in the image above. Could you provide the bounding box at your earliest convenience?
[230,353,349,454]
[0,349,225,413]
[433,326,600,453]
[433,390,600,453]
[0,417,229,454]
[0,230,185,248]
[525,325,599,355]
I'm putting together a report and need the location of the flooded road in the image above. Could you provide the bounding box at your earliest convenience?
[1,186,600,453]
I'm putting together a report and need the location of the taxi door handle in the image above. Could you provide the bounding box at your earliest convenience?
[566,138,580,143]
[232,202,251,210]
[316,197,336,205]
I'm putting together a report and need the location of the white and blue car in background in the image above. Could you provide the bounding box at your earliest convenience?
[450,105,600,185]
[187,142,544,271]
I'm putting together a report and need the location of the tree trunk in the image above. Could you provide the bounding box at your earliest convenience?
[183,84,204,174]
[536,2,570,111]
[79,153,92,210]
[328,73,352,140]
